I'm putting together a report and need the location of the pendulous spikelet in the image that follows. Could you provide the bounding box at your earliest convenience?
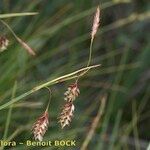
[59,101,75,129]
[91,6,100,41]
[64,83,80,102]
[0,36,9,52]
[59,83,80,128]
[32,111,49,141]
[16,37,36,56]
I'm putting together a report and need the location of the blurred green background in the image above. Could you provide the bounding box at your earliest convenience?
[0,0,150,149]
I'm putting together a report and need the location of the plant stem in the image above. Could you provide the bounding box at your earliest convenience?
[3,81,17,140]
[80,94,107,150]
[0,12,38,19]
[0,20,18,39]
[45,87,52,112]
[0,64,100,111]
[1,20,36,55]
[76,38,94,83]
[87,39,94,67]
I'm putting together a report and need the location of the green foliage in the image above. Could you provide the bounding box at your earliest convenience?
[0,0,149,149]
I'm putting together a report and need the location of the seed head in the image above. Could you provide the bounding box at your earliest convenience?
[32,111,49,141]
[91,6,100,41]
[59,101,75,129]
[64,83,80,102]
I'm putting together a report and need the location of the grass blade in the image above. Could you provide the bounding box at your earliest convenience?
[3,81,17,140]
[0,12,38,19]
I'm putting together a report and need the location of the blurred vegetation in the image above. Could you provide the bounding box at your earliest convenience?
[0,0,150,149]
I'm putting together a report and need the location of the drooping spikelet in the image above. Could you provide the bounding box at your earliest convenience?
[59,83,80,128]
[64,83,80,102]
[0,36,9,52]
[32,111,49,141]
[59,101,75,129]
[16,37,36,56]
[91,6,100,41]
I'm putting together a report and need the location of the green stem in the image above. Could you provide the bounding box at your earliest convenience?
[76,37,94,83]
[0,12,38,19]
[0,20,18,39]
[3,81,17,140]
[0,64,100,111]
[87,39,94,67]
[45,87,52,112]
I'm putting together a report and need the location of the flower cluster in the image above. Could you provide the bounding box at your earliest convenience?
[59,101,75,129]
[32,111,49,141]
[31,5,100,141]
[64,83,80,102]
[59,83,80,129]
[91,6,100,41]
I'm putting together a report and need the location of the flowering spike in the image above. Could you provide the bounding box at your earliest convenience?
[58,83,80,128]
[32,111,49,141]
[59,101,75,129]
[91,6,100,41]
[64,83,80,102]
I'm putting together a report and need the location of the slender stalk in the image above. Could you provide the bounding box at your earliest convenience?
[0,64,100,111]
[80,94,107,150]
[0,20,18,39]
[3,81,17,140]
[108,110,122,150]
[87,39,94,67]
[75,28,95,83]
[132,102,140,150]
[76,5,99,82]
[0,125,30,150]
[0,20,36,55]
[44,87,52,112]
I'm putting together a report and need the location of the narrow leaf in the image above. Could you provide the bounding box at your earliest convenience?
[0,12,38,19]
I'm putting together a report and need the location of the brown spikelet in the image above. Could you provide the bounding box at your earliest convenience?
[0,20,36,56]
[0,36,9,52]
[16,37,36,56]
[32,111,49,141]
[64,83,80,102]
[91,6,100,41]
[59,101,75,129]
